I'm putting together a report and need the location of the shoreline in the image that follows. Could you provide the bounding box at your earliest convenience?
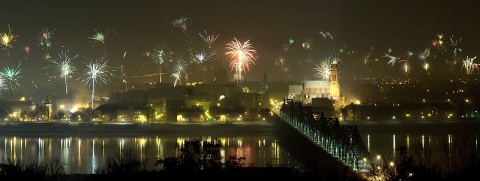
[1,118,479,136]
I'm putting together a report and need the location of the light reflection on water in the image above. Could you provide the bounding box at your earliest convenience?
[364,132,479,167]
[1,123,478,175]
[0,135,301,174]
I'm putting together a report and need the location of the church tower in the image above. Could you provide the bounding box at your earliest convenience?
[329,62,340,98]
[43,96,52,121]
[329,61,345,112]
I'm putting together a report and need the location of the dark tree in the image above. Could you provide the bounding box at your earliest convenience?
[156,137,223,171]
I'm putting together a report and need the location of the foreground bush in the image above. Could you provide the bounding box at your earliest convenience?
[0,157,65,180]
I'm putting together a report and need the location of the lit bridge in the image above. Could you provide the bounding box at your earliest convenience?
[277,99,373,173]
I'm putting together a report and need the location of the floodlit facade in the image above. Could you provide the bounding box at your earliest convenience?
[286,62,345,112]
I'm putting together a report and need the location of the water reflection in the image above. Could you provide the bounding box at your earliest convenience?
[363,132,479,167]
[0,136,300,174]
[1,130,478,175]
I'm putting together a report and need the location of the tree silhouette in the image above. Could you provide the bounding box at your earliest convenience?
[156,137,223,171]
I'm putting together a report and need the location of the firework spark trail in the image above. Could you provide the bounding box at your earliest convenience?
[0,63,22,92]
[151,44,170,82]
[361,47,375,68]
[400,50,415,74]
[462,56,478,75]
[423,62,430,74]
[225,38,256,84]
[82,58,111,111]
[0,25,18,57]
[384,54,400,67]
[318,31,333,39]
[171,72,181,87]
[51,50,79,94]
[450,34,462,57]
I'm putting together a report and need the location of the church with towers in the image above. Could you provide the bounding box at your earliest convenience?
[287,61,345,116]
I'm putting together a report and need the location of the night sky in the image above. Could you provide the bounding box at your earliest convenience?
[2,0,480,103]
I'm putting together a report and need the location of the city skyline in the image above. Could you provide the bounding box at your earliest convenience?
[0,0,479,104]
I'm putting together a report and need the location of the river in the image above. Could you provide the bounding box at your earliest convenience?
[342,119,480,172]
[0,119,478,174]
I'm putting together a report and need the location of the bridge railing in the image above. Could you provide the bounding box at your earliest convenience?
[279,99,373,173]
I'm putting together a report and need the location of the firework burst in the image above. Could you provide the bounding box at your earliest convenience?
[431,33,444,48]
[88,29,116,57]
[174,58,188,73]
[38,27,55,49]
[275,55,288,74]
[384,54,400,67]
[318,31,333,40]
[193,51,211,64]
[313,57,335,81]
[51,50,79,94]
[172,17,189,32]
[418,48,430,61]
[43,53,52,61]
[170,57,188,87]
[225,38,257,84]
[198,30,219,48]
[23,45,30,58]
[82,58,111,111]
[0,25,18,57]
[450,34,462,57]
[462,56,478,75]
[151,44,171,82]
[151,44,170,65]
[301,38,313,50]
[0,63,22,92]
[191,50,212,72]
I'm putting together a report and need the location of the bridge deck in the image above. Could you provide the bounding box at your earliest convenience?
[278,99,373,173]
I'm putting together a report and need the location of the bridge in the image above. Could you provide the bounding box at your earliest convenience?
[277,99,373,173]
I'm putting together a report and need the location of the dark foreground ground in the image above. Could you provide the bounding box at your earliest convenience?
[0,167,368,181]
